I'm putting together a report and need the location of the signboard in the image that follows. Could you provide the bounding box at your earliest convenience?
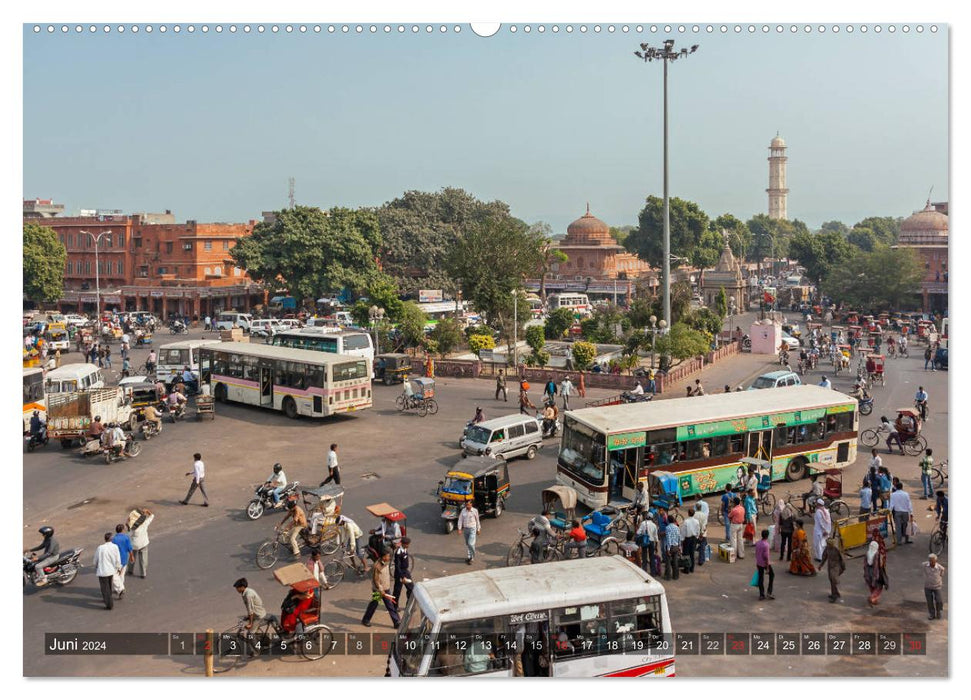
[607,431,647,451]
[419,289,443,303]
[103,295,121,303]
[509,611,548,625]
[677,408,833,441]
[150,291,164,298]
[165,290,183,298]
[79,295,97,303]
[198,289,210,298]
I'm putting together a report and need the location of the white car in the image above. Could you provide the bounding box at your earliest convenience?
[249,319,283,337]
[63,314,89,327]
[781,334,801,348]
[276,318,303,330]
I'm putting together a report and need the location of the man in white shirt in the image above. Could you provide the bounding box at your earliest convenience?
[559,377,575,411]
[265,463,288,506]
[631,381,645,396]
[93,532,122,610]
[180,452,209,506]
[636,516,659,575]
[457,501,481,564]
[321,443,340,486]
[868,448,883,472]
[127,508,154,578]
[889,486,914,544]
[680,509,701,573]
[336,515,365,560]
[819,376,832,390]
[693,499,710,566]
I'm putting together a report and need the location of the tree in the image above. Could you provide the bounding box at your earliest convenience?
[819,220,849,237]
[571,340,597,371]
[231,205,382,301]
[429,318,463,357]
[711,214,752,261]
[535,232,569,301]
[654,323,710,369]
[852,216,901,246]
[609,225,635,245]
[545,307,575,340]
[23,223,67,303]
[396,301,428,349]
[524,324,549,367]
[467,333,495,355]
[746,214,778,262]
[846,228,878,252]
[787,231,854,287]
[447,215,544,330]
[625,196,710,269]
[376,188,513,295]
[579,304,627,344]
[823,246,923,311]
[714,287,729,319]
[684,307,723,342]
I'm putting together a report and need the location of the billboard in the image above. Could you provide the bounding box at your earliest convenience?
[419,289,443,303]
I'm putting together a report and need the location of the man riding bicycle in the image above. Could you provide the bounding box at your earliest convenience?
[915,386,929,421]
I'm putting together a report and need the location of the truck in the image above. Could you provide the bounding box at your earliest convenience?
[46,388,136,448]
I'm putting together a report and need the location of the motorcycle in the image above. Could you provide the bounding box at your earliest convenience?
[159,400,187,422]
[140,419,162,440]
[619,392,653,404]
[857,396,874,416]
[246,480,301,520]
[102,433,142,464]
[541,417,561,439]
[23,548,84,587]
[26,428,49,452]
[741,335,752,351]
[169,320,188,335]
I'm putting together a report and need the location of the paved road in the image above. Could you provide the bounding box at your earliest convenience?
[23,329,947,677]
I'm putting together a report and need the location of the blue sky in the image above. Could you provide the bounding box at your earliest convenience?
[23,23,948,234]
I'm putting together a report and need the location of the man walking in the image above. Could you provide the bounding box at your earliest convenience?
[127,508,154,578]
[812,499,831,561]
[755,529,775,600]
[362,552,400,628]
[457,501,481,564]
[393,537,414,609]
[543,375,557,404]
[495,369,508,402]
[321,443,341,486]
[923,554,945,620]
[889,484,914,544]
[778,501,795,562]
[93,533,122,610]
[818,537,845,603]
[663,516,682,580]
[559,376,575,411]
[721,486,735,542]
[111,524,133,598]
[694,499,709,567]
[180,452,209,507]
[919,448,935,499]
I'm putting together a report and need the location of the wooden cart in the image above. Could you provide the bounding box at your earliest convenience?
[195,395,215,420]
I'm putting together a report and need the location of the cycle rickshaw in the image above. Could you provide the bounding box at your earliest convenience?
[860,408,927,456]
[866,354,886,386]
[214,562,334,672]
[396,376,439,417]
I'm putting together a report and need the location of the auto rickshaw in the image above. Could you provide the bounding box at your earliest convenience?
[866,354,886,386]
[542,485,578,532]
[437,456,510,533]
[373,353,412,385]
[126,381,164,417]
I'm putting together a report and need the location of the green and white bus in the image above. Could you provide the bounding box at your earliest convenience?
[199,342,372,419]
[557,385,858,509]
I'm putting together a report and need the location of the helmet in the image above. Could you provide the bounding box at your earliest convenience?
[94,415,102,422]
[273,463,283,474]
[38,526,54,538]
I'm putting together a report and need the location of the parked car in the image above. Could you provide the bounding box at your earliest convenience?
[215,312,253,332]
[276,318,304,330]
[748,370,802,390]
[933,347,948,370]
[249,319,283,337]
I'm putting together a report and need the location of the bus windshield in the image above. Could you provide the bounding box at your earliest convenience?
[23,372,44,404]
[159,349,189,366]
[394,599,431,675]
[333,360,368,381]
[559,418,605,483]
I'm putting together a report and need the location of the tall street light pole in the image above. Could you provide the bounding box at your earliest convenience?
[80,229,112,336]
[634,39,698,331]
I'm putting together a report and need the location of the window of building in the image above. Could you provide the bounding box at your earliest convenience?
[86,261,91,274]
[139,266,148,278]
[214,266,222,276]
[105,234,112,248]
[135,237,142,248]
[204,267,212,275]
[117,261,124,275]
[234,267,242,277]
[183,242,193,251]
[118,233,125,247]
[204,240,212,251]
[158,267,167,275]
[166,242,173,254]
[223,240,230,250]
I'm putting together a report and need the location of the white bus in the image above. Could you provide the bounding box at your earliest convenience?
[44,363,106,395]
[23,367,46,432]
[199,342,372,419]
[548,293,592,318]
[271,328,375,375]
[558,385,858,509]
[156,339,223,386]
[390,557,675,677]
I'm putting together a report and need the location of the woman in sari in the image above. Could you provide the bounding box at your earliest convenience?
[789,519,816,576]
[862,533,889,606]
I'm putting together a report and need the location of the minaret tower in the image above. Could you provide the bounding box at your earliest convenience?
[767,133,789,220]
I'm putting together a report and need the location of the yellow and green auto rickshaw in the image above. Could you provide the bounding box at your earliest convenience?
[436,456,510,533]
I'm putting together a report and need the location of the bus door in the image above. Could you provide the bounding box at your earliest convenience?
[259,364,274,406]
[747,430,773,461]
[609,446,641,504]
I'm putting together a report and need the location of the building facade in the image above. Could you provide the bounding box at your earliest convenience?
[895,200,948,313]
[767,134,789,220]
[699,236,747,310]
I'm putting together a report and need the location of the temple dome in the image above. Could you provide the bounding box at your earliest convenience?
[899,200,948,244]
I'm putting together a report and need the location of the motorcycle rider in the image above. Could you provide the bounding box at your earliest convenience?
[142,402,163,435]
[630,380,645,396]
[541,402,558,438]
[819,375,832,390]
[26,526,60,585]
[848,381,870,402]
[106,422,127,458]
[28,410,47,442]
[181,367,198,394]
[88,415,105,443]
[472,407,485,424]
[167,388,188,417]
[265,463,288,506]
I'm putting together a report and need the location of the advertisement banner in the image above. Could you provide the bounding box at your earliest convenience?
[103,295,121,303]
[419,289,443,303]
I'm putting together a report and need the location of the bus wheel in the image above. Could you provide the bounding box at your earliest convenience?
[283,397,298,420]
[785,458,807,482]
[214,383,228,403]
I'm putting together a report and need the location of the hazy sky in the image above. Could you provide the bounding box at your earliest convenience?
[23,23,948,234]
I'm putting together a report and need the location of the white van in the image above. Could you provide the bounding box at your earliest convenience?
[44,363,105,394]
[215,312,254,331]
[461,413,543,461]
[249,319,283,337]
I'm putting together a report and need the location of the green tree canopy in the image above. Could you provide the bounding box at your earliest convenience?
[625,196,710,269]
[822,246,923,311]
[819,220,849,236]
[429,317,463,357]
[846,228,877,252]
[571,341,597,371]
[376,188,512,295]
[654,322,710,369]
[579,304,628,344]
[23,223,67,304]
[787,230,854,287]
[545,307,576,340]
[396,301,429,349]
[711,214,752,261]
[609,225,635,245]
[535,231,569,301]
[852,216,901,246]
[446,215,544,330]
[746,215,810,262]
[231,205,381,301]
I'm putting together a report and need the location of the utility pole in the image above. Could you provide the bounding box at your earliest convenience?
[512,290,518,370]
[80,229,111,335]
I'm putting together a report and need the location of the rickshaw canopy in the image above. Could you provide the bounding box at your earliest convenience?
[300,484,344,514]
[366,502,407,522]
[542,485,578,512]
[300,484,345,501]
[273,562,318,590]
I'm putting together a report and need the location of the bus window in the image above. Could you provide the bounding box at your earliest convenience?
[834,412,854,433]
[729,434,745,454]
[429,619,508,676]
[553,603,608,660]
[609,596,663,651]
[711,435,730,457]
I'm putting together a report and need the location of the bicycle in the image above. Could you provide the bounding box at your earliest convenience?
[213,615,334,672]
[783,492,849,521]
[506,528,559,566]
[553,532,620,560]
[257,526,342,569]
[928,520,947,557]
[859,426,927,456]
[932,460,948,490]
[321,547,370,589]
